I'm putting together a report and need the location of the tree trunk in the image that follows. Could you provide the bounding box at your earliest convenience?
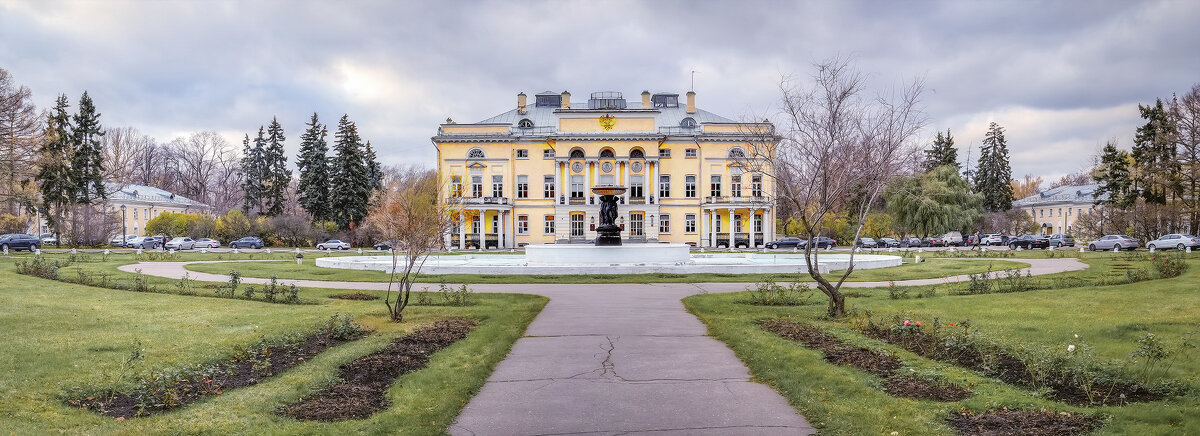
[826,291,845,317]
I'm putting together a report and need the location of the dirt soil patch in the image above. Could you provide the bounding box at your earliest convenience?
[280,317,478,421]
[330,293,379,300]
[948,408,1100,436]
[74,330,367,419]
[761,319,968,401]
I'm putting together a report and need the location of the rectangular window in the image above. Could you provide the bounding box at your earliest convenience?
[451,175,463,197]
[1058,208,1062,216]
[570,175,584,198]
[685,148,698,158]
[492,175,504,197]
[685,214,696,233]
[600,174,614,185]
[629,213,644,237]
[1039,209,1043,218]
[517,175,529,198]
[544,215,555,234]
[630,175,644,198]
[471,176,483,197]
[733,214,743,232]
[1068,208,1072,216]
[685,175,697,198]
[752,175,763,197]
[517,215,529,234]
[659,148,671,158]
[754,214,763,233]
[133,209,138,220]
[730,175,742,197]
[714,214,722,233]
[543,149,555,159]
[659,214,670,234]
[516,149,529,159]
[710,175,722,197]
[570,213,585,237]
[659,175,670,198]
[544,176,555,198]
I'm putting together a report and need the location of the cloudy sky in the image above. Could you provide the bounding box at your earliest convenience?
[3,0,1198,182]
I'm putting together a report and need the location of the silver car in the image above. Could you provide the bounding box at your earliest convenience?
[165,237,196,250]
[1087,234,1140,251]
[1146,234,1200,251]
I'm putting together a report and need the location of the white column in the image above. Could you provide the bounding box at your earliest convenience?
[651,162,659,204]
[585,160,593,203]
[556,162,564,205]
[749,210,756,248]
[477,210,484,251]
[499,210,507,249]
[727,209,734,248]
[458,212,465,249]
[621,161,629,204]
[709,209,716,247]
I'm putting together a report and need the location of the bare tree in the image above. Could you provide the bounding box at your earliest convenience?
[744,58,926,317]
[1173,84,1200,235]
[1048,171,1094,189]
[0,67,42,219]
[102,126,155,186]
[366,168,459,322]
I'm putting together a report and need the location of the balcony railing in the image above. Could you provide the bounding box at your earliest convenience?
[449,196,511,205]
[704,196,770,204]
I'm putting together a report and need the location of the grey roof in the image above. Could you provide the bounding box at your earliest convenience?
[104,182,209,209]
[475,100,737,132]
[1013,183,1107,206]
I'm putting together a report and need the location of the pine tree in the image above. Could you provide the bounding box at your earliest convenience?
[923,129,958,171]
[36,94,75,233]
[1131,99,1180,204]
[364,141,383,193]
[973,122,1014,212]
[1093,141,1136,208]
[71,91,105,203]
[330,115,370,230]
[262,117,291,216]
[296,113,332,222]
[240,131,265,214]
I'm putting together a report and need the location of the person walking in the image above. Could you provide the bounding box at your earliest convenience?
[972,231,981,250]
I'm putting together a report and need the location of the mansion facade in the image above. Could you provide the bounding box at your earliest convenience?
[1012,184,1105,235]
[433,90,777,248]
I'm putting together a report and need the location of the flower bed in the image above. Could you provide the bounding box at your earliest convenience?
[948,408,1100,436]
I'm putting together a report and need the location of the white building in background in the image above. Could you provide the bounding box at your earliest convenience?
[104,183,209,236]
[1012,184,1107,235]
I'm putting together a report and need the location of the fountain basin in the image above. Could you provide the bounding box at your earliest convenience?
[526,244,691,266]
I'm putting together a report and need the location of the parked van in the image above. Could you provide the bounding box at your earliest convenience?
[941,231,964,246]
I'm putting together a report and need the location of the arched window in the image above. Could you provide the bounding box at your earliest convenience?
[727,147,746,159]
[680,117,697,128]
[467,148,486,159]
[630,149,644,159]
[570,149,585,159]
[600,148,615,158]
[518,118,534,129]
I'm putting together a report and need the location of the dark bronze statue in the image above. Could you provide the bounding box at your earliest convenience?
[592,186,627,246]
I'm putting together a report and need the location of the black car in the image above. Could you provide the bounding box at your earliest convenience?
[877,237,900,248]
[0,234,41,252]
[1009,234,1050,250]
[229,237,264,249]
[898,237,922,248]
[765,237,804,249]
[801,236,837,249]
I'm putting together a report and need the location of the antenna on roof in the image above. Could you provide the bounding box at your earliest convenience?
[690,70,697,92]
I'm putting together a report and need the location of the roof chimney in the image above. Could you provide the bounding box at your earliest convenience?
[641,91,651,109]
[686,91,696,114]
[561,91,571,109]
[517,92,527,115]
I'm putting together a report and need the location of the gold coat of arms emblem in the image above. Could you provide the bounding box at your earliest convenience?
[598,114,616,131]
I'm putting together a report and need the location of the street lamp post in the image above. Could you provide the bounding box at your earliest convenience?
[120,205,127,247]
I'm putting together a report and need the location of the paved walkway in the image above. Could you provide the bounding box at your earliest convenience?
[120,258,1087,435]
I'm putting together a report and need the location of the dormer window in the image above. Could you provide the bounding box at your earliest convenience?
[652,94,680,108]
[518,118,534,129]
[467,148,486,159]
[680,117,697,128]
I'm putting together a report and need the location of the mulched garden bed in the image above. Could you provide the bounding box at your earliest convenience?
[330,293,379,300]
[761,319,970,401]
[280,317,478,421]
[948,408,1101,436]
[860,325,1167,406]
[74,329,368,419]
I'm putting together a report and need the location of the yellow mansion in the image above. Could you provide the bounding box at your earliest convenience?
[433,90,776,249]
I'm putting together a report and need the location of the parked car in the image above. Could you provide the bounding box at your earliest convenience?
[195,238,221,248]
[127,236,159,249]
[1008,234,1050,250]
[855,237,878,248]
[1146,234,1200,251]
[373,240,398,250]
[317,239,351,250]
[229,237,264,249]
[800,236,837,249]
[1087,235,1140,251]
[877,237,900,248]
[941,231,964,246]
[898,237,922,248]
[1046,234,1075,247]
[765,237,804,249]
[110,234,137,246]
[922,236,943,247]
[0,234,40,252]
[979,233,1003,245]
[39,233,59,245]
[165,237,196,250]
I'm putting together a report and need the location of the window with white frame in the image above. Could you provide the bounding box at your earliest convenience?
[471,175,483,197]
[754,214,763,233]
[733,214,742,232]
[516,149,529,159]
[544,175,555,198]
[492,175,504,197]
[467,148,485,159]
[629,175,644,198]
[659,174,670,198]
[570,175,584,198]
[543,149,555,159]
[544,215,555,234]
[660,214,670,233]
[451,176,463,197]
[517,175,529,198]
[714,214,722,232]
[685,148,697,158]
[659,148,671,158]
[685,175,697,198]
[730,174,742,197]
[752,175,763,197]
[517,215,529,234]
[710,175,722,197]
[685,214,696,233]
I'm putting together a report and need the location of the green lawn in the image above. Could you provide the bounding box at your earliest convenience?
[0,259,546,434]
[684,255,1200,435]
[180,256,1030,284]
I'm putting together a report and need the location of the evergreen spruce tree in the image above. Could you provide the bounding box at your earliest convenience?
[1093,141,1136,208]
[973,122,1014,212]
[240,130,266,214]
[923,129,958,171]
[36,94,75,233]
[1131,99,1181,204]
[330,114,370,230]
[71,91,105,203]
[296,113,332,222]
[262,117,291,216]
[364,141,383,193]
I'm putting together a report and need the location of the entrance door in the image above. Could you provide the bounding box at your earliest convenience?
[570,213,585,239]
[629,213,644,238]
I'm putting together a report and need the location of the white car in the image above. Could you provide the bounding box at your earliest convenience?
[195,238,221,248]
[1146,234,1200,251]
[110,234,137,246]
[317,239,351,250]
[981,233,1004,245]
[165,237,196,250]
